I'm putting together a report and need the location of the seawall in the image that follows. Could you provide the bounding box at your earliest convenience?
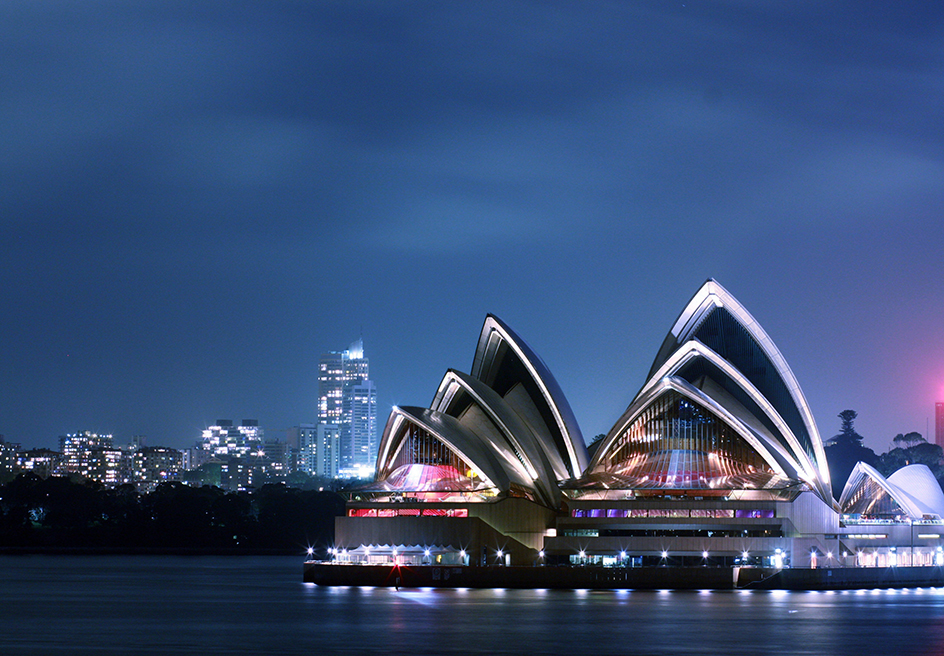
[303,562,944,591]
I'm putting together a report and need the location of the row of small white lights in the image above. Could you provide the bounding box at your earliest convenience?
[310,547,769,560]
[309,546,474,558]
[574,550,761,559]
[306,546,944,565]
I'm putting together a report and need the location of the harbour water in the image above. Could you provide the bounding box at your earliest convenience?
[2,555,944,655]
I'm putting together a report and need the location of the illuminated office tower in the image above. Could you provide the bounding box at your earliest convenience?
[318,339,376,475]
[297,423,340,479]
[347,380,377,468]
[288,424,315,470]
[316,423,340,478]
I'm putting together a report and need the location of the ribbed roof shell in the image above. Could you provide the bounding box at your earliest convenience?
[588,280,833,505]
[471,314,588,480]
[375,405,521,494]
[370,314,582,507]
[887,465,944,517]
[838,461,944,519]
[429,369,560,507]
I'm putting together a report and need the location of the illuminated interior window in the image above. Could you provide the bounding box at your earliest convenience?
[599,389,786,490]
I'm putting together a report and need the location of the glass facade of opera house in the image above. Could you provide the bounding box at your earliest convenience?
[333,281,944,570]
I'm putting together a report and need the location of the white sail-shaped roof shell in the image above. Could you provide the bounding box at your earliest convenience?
[597,375,794,479]
[589,280,833,504]
[888,465,944,518]
[839,462,943,520]
[641,340,822,492]
[653,280,830,500]
[471,314,588,480]
[430,369,560,507]
[374,404,547,501]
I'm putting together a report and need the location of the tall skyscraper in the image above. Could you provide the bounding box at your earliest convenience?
[936,402,944,448]
[287,424,313,460]
[316,423,340,479]
[318,338,376,475]
[348,380,378,466]
[295,423,340,479]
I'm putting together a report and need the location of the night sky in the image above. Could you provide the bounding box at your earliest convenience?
[3,2,943,455]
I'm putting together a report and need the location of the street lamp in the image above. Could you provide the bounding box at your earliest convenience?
[910,518,915,566]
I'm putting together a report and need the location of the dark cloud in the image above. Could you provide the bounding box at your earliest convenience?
[2,1,944,451]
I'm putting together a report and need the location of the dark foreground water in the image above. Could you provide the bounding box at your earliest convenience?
[3,556,944,655]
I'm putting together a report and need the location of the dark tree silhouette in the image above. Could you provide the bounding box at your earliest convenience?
[892,432,926,449]
[835,410,865,445]
[824,410,877,500]
[877,438,944,484]
[0,474,345,551]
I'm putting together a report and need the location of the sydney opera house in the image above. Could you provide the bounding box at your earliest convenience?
[333,280,944,571]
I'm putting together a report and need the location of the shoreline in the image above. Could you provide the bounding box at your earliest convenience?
[303,562,944,591]
[0,546,302,556]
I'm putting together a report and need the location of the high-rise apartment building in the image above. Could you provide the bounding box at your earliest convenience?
[316,424,340,478]
[295,423,340,479]
[0,435,19,473]
[936,402,944,448]
[292,424,317,475]
[318,339,376,475]
[200,419,264,458]
[16,448,59,478]
[348,380,377,467]
[58,430,123,484]
[131,446,183,492]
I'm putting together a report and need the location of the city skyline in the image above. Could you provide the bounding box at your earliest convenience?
[3,4,944,454]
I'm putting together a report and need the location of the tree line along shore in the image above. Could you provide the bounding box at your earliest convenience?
[0,473,345,553]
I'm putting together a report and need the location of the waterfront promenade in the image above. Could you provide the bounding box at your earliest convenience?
[304,561,944,591]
